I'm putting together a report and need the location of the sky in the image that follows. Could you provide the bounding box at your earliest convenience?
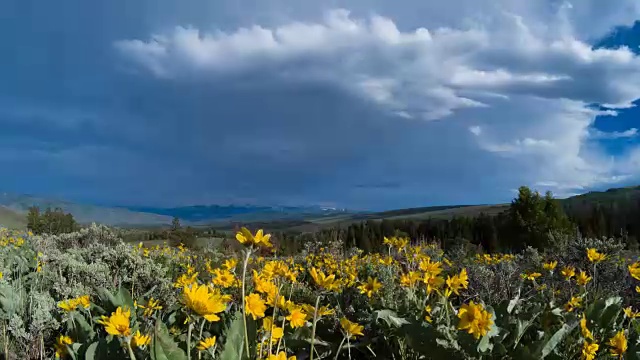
[1,0,640,210]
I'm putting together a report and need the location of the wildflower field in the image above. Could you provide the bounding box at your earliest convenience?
[2,225,640,359]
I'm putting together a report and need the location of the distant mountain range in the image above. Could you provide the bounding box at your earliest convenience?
[123,205,351,224]
[0,192,351,228]
[2,185,640,230]
[0,193,172,226]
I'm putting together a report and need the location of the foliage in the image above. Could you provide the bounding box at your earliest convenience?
[27,206,78,235]
[2,223,640,360]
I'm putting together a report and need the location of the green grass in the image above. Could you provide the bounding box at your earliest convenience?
[0,206,27,229]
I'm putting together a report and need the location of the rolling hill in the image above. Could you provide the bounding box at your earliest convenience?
[0,205,27,229]
[3,184,640,231]
[0,193,173,227]
[123,204,352,223]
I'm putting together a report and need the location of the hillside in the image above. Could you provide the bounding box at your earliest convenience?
[208,204,510,232]
[3,185,639,231]
[0,205,27,229]
[232,185,640,232]
[0,193,172,227]
[563,185,640,207]
[125,204,352,223]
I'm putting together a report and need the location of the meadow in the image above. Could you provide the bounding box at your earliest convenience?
[1,224,640,359]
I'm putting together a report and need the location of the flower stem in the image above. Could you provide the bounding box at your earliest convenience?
[241,249,252,357]
[333,335,347,360]
[187,321,193,360]
[198,318,206,360]
[126,341,137,360]
[267,283,283,357]
[310,294,322,360]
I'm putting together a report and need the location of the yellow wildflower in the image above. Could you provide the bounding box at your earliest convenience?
[446,268,469,295]
[358,277,382,298]
[423,273,445,294]
[138,298,162,317]
[523,272,542,281]
[197,336,217,351]
[309,267,340,291]
[301,304,334,318]
[212,268,237,288]
[235,228,273,248]
[609,330,627,358]
[182,284,228,322]
[543,261,558,271]
[565,297,582,312]
[130,330,151,348]
[340,317,364,339]
[76,295,90,309]
[624,306,640,318]
[629,262,640,280]
[286,308,307,328]
[581,341,598,360]
[245,293,267,320]
[457,301,493,339]
[97,307,131,337]
[424,305,433,323]
[586,248,606,263]
[580,314,593,341]
[58,299,79,312]
[54,335,73,359]
[174,272,198,288]
[576,271,592,286]
[262,318,284,340]
[223,258,238,271]
[267,352,296,360]
[400,271,422,288]
[419,259,443,276]
[561,266,576,280]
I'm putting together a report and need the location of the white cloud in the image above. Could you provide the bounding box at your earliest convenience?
[589,127,638,139]
[469,126,482,136]
[116,2,640,198]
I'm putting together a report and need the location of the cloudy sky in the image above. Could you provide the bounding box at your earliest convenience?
[2,0,640,210]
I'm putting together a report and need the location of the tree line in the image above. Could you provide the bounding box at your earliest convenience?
[273,186,640,255]
[27,206,78,235]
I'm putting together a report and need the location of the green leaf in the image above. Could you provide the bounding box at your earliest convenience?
[585,298,607,322]
[288,326,331,347]
[151,318,188,360]
[540,322,575,358]
[508,289,521,314]
[116,287,135,311]
[0,284,19,316]
[598,297,622,330]
[84,341,99,360]
[219,311,247,360]
[400,320,461,358]
[376,309,410,328]
[96,288,120,313]
[68,343,82,360]
[513,311,540,348]
[625,334,640,360]
[68,312,96,343]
